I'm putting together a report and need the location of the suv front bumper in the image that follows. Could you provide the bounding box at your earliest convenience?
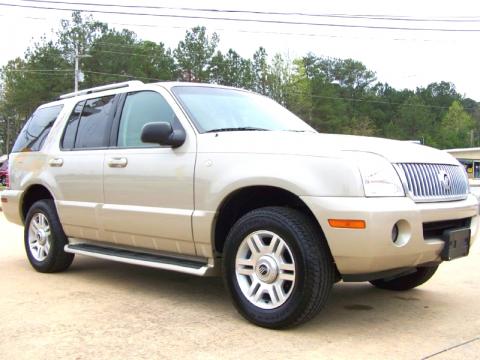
[301,194,479,276]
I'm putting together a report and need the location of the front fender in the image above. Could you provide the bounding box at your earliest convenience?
[195,153,363,212]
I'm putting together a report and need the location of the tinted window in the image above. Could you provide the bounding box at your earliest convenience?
[75,95,116,149]
[61,101,84,150]
[12,105,63,152]
[117,91,176,148]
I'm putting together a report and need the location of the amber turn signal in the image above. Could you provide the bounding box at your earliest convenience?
[328,219,366,229]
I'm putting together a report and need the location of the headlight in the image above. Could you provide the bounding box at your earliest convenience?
[348,152,405,197]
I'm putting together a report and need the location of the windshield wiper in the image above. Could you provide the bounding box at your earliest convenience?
[205,127,269,133]
[283,129,316,133]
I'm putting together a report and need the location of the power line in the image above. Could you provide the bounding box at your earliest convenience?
[0,68,164,81]
[17,0,480,23]
[2,2,480,32]
[0,13,472,45]
[83,70,164,82]
[1,69,72,72]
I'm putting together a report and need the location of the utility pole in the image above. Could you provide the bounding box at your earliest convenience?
[74,43,91,93]
[74,44,79,93]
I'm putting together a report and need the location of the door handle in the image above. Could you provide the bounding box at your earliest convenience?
[49,158,64,167]
[107,157,128,168]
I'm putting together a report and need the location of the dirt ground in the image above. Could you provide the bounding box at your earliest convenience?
[0,212,479,360]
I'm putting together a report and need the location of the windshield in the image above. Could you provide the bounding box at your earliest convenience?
[171,86,315,133]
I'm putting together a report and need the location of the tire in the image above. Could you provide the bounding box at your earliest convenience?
[24,199,74,273]
[369,266,438,291]
[223,206,335,329]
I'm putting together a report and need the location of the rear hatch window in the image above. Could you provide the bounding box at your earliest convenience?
[12,104,63,152]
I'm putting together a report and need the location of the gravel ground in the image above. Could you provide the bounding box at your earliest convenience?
[0,212,479,360]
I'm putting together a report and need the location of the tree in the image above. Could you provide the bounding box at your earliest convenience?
[58,11,108,61]
[84,29,176,86]
[347,116,377,136]
[268,54,292,104]
[209,49,254,89]
[252,47,269,95]
[174,26,219,82]
[287,55,350,132]
[387,96,435,144]
[439,101,475,149]
[1,13,479,152]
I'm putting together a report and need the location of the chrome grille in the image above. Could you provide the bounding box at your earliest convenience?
[396,163,468,202]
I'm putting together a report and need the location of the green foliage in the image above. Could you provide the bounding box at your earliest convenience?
[174,26,219,82]
[84,30,176,86]
[57,11,108,59]
[388,96,434,143]
[252,47,269,95]
[209,49,254,88]
[1,11,480,155]
[439,101,475,149]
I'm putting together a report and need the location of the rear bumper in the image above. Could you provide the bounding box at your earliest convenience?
[301,194,479,276]
[0,189,24,225]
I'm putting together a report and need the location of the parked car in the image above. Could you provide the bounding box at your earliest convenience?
[0,160,8,186]
[1,81,477,328]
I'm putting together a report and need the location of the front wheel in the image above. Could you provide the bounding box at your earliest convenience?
[369,266,438,291]
[223,207,335,329]
[24,199,74,273]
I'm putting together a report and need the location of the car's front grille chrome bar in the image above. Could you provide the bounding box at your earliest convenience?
[395,163,468,202]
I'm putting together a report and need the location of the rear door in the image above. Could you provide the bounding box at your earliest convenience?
[102,89,197,255]
[51,95,119,241]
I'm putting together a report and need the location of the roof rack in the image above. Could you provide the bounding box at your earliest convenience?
[59,80,144,100]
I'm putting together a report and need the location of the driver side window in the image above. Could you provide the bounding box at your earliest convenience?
[117,91,176,148]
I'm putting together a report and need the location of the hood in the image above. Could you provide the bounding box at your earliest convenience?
[197,131,459,165]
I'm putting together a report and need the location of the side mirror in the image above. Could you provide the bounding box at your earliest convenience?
[141,122,186,148]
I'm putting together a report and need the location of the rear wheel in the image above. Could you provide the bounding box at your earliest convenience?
[223,206,335,329]
[24,199,74,273]
[369,266,438,291]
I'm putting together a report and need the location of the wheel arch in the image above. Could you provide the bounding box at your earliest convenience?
[21,184,55,223]
[213,185,329,256]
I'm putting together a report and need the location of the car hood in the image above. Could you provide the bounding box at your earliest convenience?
[197,131,459,165]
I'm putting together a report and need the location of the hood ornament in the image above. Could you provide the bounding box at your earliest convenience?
[438,170,451,192]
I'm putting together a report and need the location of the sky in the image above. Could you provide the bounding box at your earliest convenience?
[0,0,479,100]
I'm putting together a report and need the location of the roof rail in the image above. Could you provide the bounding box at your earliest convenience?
[59,80,144,100]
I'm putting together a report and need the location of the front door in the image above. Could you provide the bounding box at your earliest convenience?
[102,90,197,256]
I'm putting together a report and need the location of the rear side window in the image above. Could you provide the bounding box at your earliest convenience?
[74,95,116,149]
[61,101,84,150]
[12,105,63,152]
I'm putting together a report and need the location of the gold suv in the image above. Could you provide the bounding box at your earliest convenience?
[1,81,478,328]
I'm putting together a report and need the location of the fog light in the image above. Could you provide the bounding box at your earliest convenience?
[391,220,411,247]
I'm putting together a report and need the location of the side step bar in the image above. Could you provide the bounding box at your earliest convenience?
[64,243,213,276]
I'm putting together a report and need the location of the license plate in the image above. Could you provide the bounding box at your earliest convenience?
[441,228,471,261]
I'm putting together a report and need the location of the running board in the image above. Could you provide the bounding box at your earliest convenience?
[64,243,213,276]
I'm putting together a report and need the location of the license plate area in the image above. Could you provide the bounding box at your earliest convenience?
[441,228,471,261]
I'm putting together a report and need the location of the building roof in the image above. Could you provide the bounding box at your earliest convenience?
[445,147,480,153]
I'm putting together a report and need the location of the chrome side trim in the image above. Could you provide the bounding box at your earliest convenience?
[64,244,214,276]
